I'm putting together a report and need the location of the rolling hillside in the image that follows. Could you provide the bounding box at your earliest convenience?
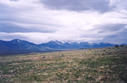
[0,46,127,83]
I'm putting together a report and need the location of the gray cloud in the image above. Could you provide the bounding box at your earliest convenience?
[97,24,127,44]
[0,0,127,44]
[10,0,19,1]
[0,22,56,33]
[80,24,127,44]
[109,0,127,11]
[41,0,112,12]
[0,34,26,41]
[0,3,58,33]
[98,24,126,33]
[102,30,127,44]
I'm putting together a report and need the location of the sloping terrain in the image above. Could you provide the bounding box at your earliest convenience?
[0,46,127,83]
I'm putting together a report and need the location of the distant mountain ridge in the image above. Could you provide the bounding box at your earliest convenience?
[0,39,114,55]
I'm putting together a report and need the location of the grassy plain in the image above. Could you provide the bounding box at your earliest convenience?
[0,46,127,83]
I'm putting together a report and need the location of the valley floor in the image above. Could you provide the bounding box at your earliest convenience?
[0,46,127,83]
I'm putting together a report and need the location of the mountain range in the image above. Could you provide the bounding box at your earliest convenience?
[0,39,114,55]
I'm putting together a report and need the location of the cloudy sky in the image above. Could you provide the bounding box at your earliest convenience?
[0,0,127,44]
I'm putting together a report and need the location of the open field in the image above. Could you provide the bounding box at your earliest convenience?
[0,46,127,83]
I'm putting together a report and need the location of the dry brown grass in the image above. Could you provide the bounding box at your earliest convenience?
[0,47,127,83]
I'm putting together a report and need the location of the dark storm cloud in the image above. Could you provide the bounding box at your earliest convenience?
[41,0,112,12]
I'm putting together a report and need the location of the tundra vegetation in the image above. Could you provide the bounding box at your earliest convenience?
[0,46,127,83]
